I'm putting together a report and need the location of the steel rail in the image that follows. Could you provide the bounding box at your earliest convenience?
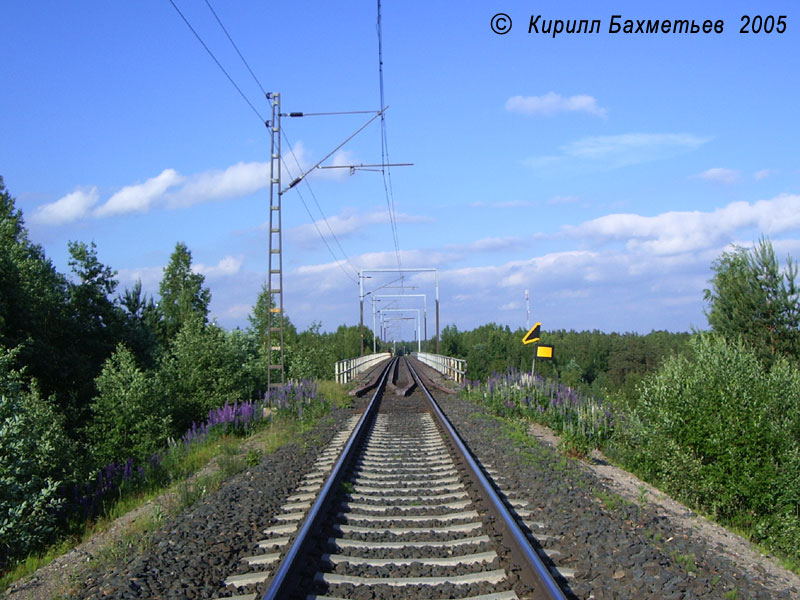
[261,356,396,600]
[406,358,568,600]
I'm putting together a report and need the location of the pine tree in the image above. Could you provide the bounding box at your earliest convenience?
[704,237,800,365]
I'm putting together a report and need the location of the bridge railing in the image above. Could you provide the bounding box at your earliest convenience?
[411,352,467,383]
[335,352,392,384]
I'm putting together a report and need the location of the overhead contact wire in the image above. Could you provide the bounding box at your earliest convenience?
[377,0,402,273]
[168,0,265,123]
[281,130,360,280]
[280,157,359,285]
[203,0,267,96]
[198,0,360,285]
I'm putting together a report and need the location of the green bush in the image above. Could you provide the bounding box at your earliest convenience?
[612,333,800,557]
[288,343,334,380]
[88,344,171,466]
[0,347,76,568]
[159,318,260,434]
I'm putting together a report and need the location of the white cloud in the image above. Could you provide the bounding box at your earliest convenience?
[355,249,458,270]
[430,247,715,331]
[37,148,359,226]
[565,133,707,160]
[288,209,432,244]
[94,169,184,217]
[524,133,709,173]
[117,266,163,289]
[692,167,741,184]
[439,250,600,291]
[315,149,358,181]
[116,255,244,305]
[282,140,357,183]
[502,251,604,287]
[194,255,244,278]
[278,214,800,334]
[169,162,268,208]
[754,168,774,181]
[248,193,800,334]
[292,249,459,295]
[506,92,607,118]
[564,193,800,255]
[446,236,526,253]
[31,187,99,225]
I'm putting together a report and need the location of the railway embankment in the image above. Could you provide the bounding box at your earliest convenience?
[6,361,798,599]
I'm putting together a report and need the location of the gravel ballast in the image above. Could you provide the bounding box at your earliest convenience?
[61,409,356,600]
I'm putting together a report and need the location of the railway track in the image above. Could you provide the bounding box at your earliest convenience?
[62,354,796,599]
[223,356,569,600]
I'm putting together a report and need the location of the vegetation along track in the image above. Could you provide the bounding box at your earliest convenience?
[53,355,797,599]
[230,356,568,600]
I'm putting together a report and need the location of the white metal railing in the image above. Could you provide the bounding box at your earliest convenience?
[335,352,392,384]
[411,352,467,383]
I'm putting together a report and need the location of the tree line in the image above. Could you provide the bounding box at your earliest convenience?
[0,177,373,568]
[454,235,800,564]
[437,323,691,400]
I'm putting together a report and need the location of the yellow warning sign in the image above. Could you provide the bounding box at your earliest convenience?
[522,322,541,345]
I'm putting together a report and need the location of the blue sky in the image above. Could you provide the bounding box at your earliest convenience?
[3,1,800,341]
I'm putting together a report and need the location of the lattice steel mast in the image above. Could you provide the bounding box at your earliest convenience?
[266,92,285,387]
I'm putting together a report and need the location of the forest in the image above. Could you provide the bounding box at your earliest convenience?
[0,177,373,572]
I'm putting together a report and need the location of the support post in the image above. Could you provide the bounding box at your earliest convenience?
[423,295,427,348]
[358,268,439,353]
[372,297,377,353]
[417,311,421,353]
[359,270,364,356]
[266,92,285,388]
[435,268,440,354]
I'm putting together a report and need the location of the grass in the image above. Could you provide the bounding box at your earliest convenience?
[245,448,262,467]
[466,405,583,477]
[596,490,633,512]
[317,379,351,409]
[0,538,77,593]
[0,379,349,595]
[645,529,664,544]
[557,430,593,459]
[637,484,649,507]
[670,550,698,574]
[90,505,166,569]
